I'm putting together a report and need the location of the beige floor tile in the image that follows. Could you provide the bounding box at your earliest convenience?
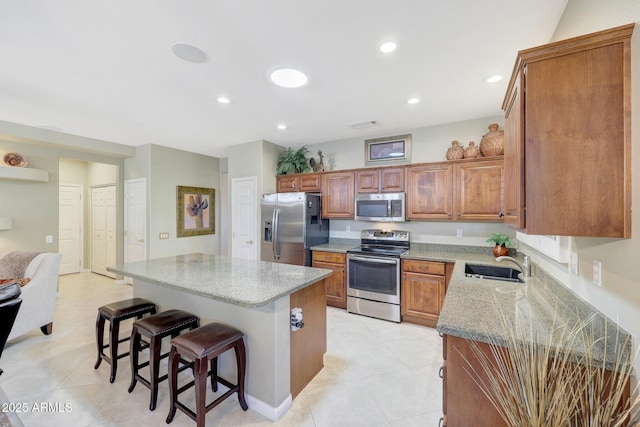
[2,272,444,426]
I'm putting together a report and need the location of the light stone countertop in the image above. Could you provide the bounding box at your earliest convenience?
[402,246,631,371]
[107,253,333,308]
[309,242,358,253]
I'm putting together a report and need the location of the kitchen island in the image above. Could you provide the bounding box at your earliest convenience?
[107,253,332,421]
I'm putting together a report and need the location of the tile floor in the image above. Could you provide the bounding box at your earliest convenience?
[1,272,443,426]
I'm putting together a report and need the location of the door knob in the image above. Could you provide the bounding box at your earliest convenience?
[246,240,254,244]
[138,239,144,243]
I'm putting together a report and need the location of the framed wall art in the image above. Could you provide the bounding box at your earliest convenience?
[364,134,412,166]
[176,186,215,237]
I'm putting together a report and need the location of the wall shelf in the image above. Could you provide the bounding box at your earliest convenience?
[0,166,49,182]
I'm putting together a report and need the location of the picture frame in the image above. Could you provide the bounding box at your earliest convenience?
[364,134,412,166]
[176,186,215,237]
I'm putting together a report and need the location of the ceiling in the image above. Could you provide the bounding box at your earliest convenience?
[0,1,568,158]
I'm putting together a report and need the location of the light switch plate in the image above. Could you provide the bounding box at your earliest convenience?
[45,235,53,244]
[569,251,578,275]
[593,260,602,287]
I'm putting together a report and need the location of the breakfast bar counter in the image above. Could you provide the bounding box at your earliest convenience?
[108,253,332,421]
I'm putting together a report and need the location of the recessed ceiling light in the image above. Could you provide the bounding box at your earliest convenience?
[217,96,230,104]
[407,98,421,104]
[380,41,397,53]
[269,68,309,88]
[277,124,287,130]
[484,75,503,83]
[172,43,207,64]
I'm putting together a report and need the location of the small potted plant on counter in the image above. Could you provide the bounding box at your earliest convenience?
[486,233,513,257]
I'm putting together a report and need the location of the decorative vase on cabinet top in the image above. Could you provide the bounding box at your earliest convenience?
[464,141,480,158]
[480,123,504,157]
[446,140,465,160]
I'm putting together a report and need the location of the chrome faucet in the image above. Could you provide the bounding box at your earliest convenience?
[496,255,531,277]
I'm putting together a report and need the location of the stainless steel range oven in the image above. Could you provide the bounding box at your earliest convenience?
[347,230,409,322]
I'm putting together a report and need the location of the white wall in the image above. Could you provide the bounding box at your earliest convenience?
[308,115,503,171]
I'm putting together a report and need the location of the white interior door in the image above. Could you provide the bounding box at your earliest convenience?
[231,177,258,260]
[91,185,117,278]
[105,185,117,278]
[59,184,83,275]
[124,179,147,283]
[91,187,107,275]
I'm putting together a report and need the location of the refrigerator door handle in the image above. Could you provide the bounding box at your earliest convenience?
[272,208,280,260]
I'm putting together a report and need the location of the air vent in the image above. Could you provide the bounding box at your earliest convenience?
[349,120,377,129]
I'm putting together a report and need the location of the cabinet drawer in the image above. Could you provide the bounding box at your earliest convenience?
[312,251,346,264]
[402,259,445,275]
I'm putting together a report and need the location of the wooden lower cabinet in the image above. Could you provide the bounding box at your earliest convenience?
[290,279,327,398]
[401,260,453,327]
[442,334,631,427]
[311,251,346,309]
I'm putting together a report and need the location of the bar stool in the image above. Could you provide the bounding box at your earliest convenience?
[94,298,157,383]
[166,322,248,427]
[129,309,199,410]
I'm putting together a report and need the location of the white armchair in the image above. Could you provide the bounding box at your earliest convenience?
[0,253,62,341]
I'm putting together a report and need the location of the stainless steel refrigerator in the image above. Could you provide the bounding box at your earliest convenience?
[261,192,329,266]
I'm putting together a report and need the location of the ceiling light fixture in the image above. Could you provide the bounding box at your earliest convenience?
[380,41,397,53]
[269,68,309,88]
[217,96,230,104]
[407,98,420,104]
[277,124,287,130]
[172,43,207,64]
[484,75,503,83]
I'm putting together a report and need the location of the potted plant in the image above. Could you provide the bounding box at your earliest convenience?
[486,233,513,257]
[276,146,311,175]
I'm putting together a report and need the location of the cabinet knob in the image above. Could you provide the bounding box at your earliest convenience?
[457,212,461,217]
[447,212,452,217]
[439,366,444,378]
[498,211,505,218]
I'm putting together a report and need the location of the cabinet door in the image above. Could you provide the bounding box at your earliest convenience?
[453,160,504,221]
[380,167,404,192]
[276,175,298,192]
[311,259,346,309]
[355,170,379,193]
[406,164,452,220]
[525,39,630,237]
[401,271,445,326]
[298,173,321,192]
[503,72,525,229]
[321,172,355,218]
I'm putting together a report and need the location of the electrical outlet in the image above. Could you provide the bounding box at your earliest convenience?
[593,260,602,287]
[45,235,53,244]
[456,228,463,237]
[569,251,578,275]
[346,225,350,232]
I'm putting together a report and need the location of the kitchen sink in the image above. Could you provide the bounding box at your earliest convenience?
[464,263,524,283]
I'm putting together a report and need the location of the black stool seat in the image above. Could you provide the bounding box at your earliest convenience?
[94,298,157,383]
[129,309,199,411]
[166,322,248,427]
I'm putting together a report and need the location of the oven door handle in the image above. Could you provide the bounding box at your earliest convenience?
[348,255,398,265]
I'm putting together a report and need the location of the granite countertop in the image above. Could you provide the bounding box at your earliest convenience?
[407,246,633,371]
[107,253,333,308]
[310,239,359,253]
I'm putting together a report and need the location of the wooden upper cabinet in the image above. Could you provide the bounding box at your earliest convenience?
[406,159,504,221]
[355,167,404,193]
[502,24,633,237]
[453,159,504,221]
[321,171,355,218]
[502,71,525,229]
[276,173,321,193]
[406,164,453,220]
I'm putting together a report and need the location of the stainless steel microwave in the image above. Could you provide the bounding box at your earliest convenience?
[354,193,405,222]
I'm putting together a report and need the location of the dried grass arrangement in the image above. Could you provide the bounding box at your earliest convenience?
[461,307,639,426]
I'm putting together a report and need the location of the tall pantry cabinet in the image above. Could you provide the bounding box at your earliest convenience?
[502,24,633,238]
